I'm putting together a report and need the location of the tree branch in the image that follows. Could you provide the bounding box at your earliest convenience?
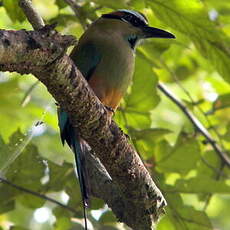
[18,0,45,30]
[0,27,165,230]
[0,176,78,214]
[63,0,88,30]
[159,58,226,150]
[15,1,146,228]
[157,83,230,168]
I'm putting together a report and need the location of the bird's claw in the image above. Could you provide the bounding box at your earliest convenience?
[119,127,130,139]
[105,105,115,114]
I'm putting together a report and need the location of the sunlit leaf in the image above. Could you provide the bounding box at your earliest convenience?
[131,128,172,159]
[172,177,230,193]
[53,217,73,230]
[99,210,117,224]
[5,137,46,190]
[223,123,230,141]
[148,0,230,83]
[3,0,25,22]
[213,93,230,112]
[156,133,200,174]
[126,55,160,112]
[55,0,67,9]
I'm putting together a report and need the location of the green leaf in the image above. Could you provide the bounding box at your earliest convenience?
[131,128,172,159]
[0,130,28,173]
[223,123,230,141]
[129,0,146,9]
[17,194,44,209]
[156,133,200,174]
[7,201,34,229]
[140,39,174,61]
[126,55,160,112]
[120,54,160,130]
[90,197,104,210]
[0,131,47,208]
[86,0,127,9]
[165,194,213,230]
[65,178,82,211]
[117,109,152,129]
[172,177,230,193]
[99,210,117,224]
[32,132,72,164]
[53,206,72,219]
[131,128,172,141]
[0,78,56,140]
[147,0,230,83]
[197,150,221,178]
[157,215,176,230]
[45,162,83,213]
[5,141,46,190]
[213,93,230,112]
[154,140,172,162]
[53,217,73,230]
[45,161,74,191]
[3,0,25,22]
[177,206,213,230]
[55,0,67,9]
[0,184,16,214]
[0,130,47,212]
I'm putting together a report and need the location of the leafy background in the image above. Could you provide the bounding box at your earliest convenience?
[0,0,230,229]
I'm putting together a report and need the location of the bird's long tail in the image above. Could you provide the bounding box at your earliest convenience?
[57,109,89,229]
[72,131,89,229]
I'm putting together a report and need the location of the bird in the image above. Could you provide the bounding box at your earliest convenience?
[58,9,175,229]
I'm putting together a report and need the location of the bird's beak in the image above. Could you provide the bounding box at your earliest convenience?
[142,26,175,39]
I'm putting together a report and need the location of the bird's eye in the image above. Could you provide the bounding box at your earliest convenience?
[134,19,138,26]
[125,15,132,21]
[122,13,147,27]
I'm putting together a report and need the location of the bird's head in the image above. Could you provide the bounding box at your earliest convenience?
[99,9,175,49]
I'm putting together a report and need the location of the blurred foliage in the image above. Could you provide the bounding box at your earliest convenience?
[0,0,230,229]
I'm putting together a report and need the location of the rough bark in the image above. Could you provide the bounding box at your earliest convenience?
[0,26,166,230]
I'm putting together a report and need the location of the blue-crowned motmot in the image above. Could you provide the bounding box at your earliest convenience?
[58,9,175,229]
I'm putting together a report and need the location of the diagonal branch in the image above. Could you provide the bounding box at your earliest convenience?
[19,0,45,30]
[16,1,149,228]
[63,0,88,30]
[0,27,165,230]
[0,176,78,214]
[157,83,230,168]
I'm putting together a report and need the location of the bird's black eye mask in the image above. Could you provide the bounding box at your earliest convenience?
[102,10,148,28]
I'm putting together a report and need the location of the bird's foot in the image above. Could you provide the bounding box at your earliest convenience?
[104,106,114,124]
[119,127,130,140]
[105,105,115,114]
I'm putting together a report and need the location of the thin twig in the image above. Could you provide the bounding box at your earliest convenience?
[64,0,81,14]
[64,0,88,29]
[21,80,39,106]
[0,176,78,215]
[159,58,225,149]
[157,82,230,168]
[19,0,44,30]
